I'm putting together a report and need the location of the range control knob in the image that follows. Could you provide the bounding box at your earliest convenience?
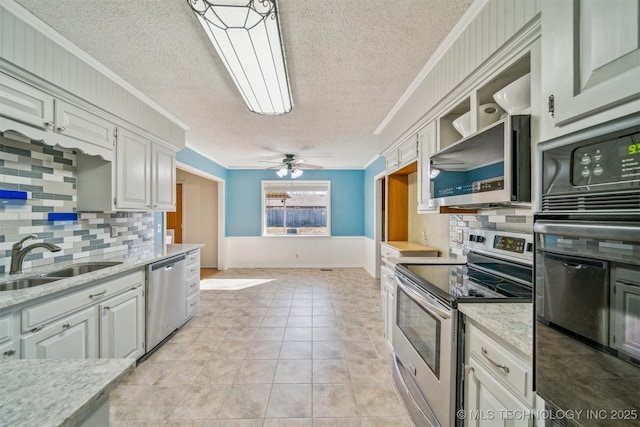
[475,236,485,243]
[581,167,591,178]
[593,149,603,161]
[580,153,592,165]
[593,164,604,176]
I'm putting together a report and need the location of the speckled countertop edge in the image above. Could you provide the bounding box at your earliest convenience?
[0,358,135,427]
[458,302,533,358]
[388,256,465,265]
[0,243,203,310]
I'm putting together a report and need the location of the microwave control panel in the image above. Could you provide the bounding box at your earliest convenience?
[572,131,640,185]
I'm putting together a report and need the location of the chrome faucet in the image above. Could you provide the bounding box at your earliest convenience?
[10,234,62,274]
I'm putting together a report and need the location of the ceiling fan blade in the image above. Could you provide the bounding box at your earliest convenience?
[297,164,323,169]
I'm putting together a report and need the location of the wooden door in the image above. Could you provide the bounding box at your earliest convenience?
[166,183,182,243]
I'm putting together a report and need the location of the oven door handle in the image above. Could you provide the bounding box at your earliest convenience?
[396,277,451,320]
[534,221,640,242]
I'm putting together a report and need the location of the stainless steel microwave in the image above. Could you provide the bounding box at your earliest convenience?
[428,115,531,208]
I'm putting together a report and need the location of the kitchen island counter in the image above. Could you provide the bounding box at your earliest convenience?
[0,358,135,426]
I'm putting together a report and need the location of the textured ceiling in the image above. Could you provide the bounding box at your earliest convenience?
[15,0,472,169]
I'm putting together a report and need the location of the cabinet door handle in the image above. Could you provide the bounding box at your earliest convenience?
[62,323,72,329]
[57,126,66,132]
[45,121,54,128]
[103,306,112,311]
[89,290,107,299]
[481,346,510,373]
[3,349,16,357]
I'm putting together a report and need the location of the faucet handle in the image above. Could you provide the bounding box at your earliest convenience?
[13,234,37,249]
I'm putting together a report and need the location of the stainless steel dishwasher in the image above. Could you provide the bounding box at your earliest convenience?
[146,254,186,352]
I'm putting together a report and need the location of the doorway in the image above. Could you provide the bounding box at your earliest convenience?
[166,183,182,243]
[175,168,220,269]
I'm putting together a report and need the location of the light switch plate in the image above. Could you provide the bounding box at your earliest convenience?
[456,230,464,243]
[110,226,118,238]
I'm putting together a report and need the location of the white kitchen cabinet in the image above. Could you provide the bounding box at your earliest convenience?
[417,120,438,213]
[541,0,640,136]
[116,127,152,210]
[185,249,201,320]
[99,285,145,359]
[20,270,145,360]
[385,135,418,174]
[465,359,532,427]
[0,313,17,359]
[464,322,534,426]
[22,306,98,359]
[54,99,116,151]
[77,127,176,212]
[152,143,177,211]
[0,72,54,129]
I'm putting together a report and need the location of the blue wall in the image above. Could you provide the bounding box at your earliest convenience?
[176,148,228,181]
[172,147,375,239]
[363,157,385,239]
[226,169,364,237]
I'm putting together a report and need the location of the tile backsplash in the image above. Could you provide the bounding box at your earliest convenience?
[0,134,153,274]
[449,208,534,258]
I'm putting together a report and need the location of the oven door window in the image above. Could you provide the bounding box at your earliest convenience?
[396,286,441,378]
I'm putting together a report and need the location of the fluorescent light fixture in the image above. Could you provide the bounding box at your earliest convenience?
[187,0,292,115]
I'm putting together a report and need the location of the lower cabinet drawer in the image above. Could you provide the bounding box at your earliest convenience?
[467,323,533,405]
[187,274,200,296]
[186,292,200,318]
[21,270,144,333]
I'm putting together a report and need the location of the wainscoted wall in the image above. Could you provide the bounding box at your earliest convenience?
[448,208,534,258]
[0,134,153,274]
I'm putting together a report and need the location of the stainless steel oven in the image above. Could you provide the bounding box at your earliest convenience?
[393,229,533,427]
[534,221,640,426]
[535,116,640,426]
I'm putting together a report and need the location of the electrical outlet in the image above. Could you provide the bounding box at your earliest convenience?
[456,230,464,243]
[110,226,118,238]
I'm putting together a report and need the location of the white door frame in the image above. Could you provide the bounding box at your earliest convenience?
[175,161,227,270]
[373,171,386,279]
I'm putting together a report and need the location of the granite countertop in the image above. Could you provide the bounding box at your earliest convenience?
[0,358,135,427]
[458,302,533,358]
[0,243,203,310]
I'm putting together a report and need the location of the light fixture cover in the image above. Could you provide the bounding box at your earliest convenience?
[188,0,293,115]
[290,168,303,179]
[276,167,288,177]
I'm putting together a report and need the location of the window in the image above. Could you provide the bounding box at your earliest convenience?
[262,181,330,236]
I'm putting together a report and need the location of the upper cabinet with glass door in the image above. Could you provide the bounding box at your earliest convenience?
[540,0,640,141]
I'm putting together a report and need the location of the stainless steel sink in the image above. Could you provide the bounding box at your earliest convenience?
[0,277,59,291]
[0,261,123,291]
[39,262,122,278]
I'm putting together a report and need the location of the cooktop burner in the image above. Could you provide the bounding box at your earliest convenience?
[399,255,532,305]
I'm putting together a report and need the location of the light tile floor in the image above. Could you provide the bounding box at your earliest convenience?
[110,268,415,426]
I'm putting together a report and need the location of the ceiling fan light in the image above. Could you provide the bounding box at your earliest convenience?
[276,167,288,177]
[188,0,292,115]
[291,169,303,179]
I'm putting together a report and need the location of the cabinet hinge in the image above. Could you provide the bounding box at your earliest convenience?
[114,128,118,137]
[113,197,117,206]
[548,94,555,118]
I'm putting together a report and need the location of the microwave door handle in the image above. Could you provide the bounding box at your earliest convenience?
[396,278,451,320]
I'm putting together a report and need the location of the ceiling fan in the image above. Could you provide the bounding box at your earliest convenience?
[262,154,323,178]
